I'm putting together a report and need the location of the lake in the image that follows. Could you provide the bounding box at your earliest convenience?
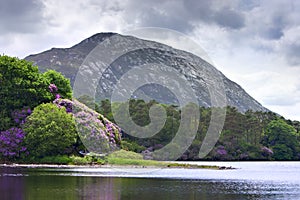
[1,162,300,200]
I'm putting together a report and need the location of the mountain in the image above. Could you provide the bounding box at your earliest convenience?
[25,33,268,113]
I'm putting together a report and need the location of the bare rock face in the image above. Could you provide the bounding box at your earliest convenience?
[25,33,268,113]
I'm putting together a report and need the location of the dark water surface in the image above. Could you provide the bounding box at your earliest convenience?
[1,162,300,200]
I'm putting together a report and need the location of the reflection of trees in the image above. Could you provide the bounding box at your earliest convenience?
[79,177,121,200]
[0,168,25,199]
[22,172,121,200]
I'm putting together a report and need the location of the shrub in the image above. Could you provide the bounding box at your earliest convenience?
[121,140,146,153]
[23,103,77,158]
[0,127,28,160]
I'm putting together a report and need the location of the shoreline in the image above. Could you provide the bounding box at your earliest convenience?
[0,162,235,170]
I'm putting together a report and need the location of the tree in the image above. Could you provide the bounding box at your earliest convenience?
[272,144,293,160]
[43,70,72,99]
[0,55,52,130]
[263,119,299,160]
[23,103,77,158]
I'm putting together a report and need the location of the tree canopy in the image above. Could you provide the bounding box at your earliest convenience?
[262,119,300,160]
[0,55,72,131]
[23,103,77,158]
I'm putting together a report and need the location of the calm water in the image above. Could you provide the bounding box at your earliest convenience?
[1,162,300,200]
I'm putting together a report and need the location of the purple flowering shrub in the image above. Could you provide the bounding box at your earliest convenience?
[0,107,32,160]
[11,107,32,125]
[104,119,122,145]
[0,128,28,159]
[53,98,72,113]
[211,145,230,160]
[216,146,227,156]
[53,98,122,154]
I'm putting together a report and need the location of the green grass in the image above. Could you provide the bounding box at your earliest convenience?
[165,163,220,169]
[13,150,224,169]
[107,157,165,166]
[34,155,72,164]
[107,149,144,160]
[106,150,221,169]
[106,149,164,166]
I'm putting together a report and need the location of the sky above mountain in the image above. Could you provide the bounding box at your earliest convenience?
[1,0,299,120]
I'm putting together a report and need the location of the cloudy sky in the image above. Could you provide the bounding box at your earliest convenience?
[1,0,300,120]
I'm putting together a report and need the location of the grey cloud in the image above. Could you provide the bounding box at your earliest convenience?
[122,0,246,33]
[135,7,194,33]
[124,0,194,33]
[0,0,45,34]
[285,43,300,66]
[238,0,260,11]
[261,26,284,40]
[183,0,246,30]
[214,8,245,29]
[182,0,213,22]
[262,14,288,40]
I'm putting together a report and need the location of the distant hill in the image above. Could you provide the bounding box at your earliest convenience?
[25,33,268,113]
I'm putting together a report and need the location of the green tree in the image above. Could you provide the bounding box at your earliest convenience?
[272,144,294,160]
[23,103,77,158]
[77,95,100,113]
[99,99,114,122]
[263,119,299,160]
[0,55,52,130]
[43,70,72,99]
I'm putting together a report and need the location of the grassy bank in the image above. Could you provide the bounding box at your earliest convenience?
[2,150,229,170]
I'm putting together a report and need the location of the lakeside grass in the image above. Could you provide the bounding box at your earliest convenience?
[106,150,220,169]
[1,150,227,170]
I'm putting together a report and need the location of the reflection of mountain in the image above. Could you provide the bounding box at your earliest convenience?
[25,33,268,112]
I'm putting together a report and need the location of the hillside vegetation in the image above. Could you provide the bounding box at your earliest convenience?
[1,55,299,163]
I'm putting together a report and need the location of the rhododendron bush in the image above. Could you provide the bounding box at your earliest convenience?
[54,98,121,155]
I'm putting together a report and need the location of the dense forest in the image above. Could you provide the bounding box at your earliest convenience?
[1,55,300,163]
[94,98,300,161]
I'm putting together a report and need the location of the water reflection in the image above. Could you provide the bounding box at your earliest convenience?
[1,163,300,200]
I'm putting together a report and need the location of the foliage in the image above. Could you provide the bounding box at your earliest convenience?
[106,150,163,166]
[0,55,52,130]
[0,127,28,160]
[99,99,114,122]
[1,54,300,162]
[272,144,294,160]
[11,107,32,125]
[43,70,72,99]
[99,99,300,161]
[69,155,91,165]
[106,157,164,166]
[121,140,146,153]
[262,119,300,160]
[0,56,73,131]
[108,149,143,160]
[69,155,105,165]
[54,99,122,155]
[23,103,77,158]
[53,98,73,113]
[77,95,101,113]
[38,155,72,164]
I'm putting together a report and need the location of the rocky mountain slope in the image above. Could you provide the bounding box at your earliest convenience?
[25,33,268,112]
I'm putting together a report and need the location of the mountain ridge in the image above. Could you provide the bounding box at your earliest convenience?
[25,32,269,113]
